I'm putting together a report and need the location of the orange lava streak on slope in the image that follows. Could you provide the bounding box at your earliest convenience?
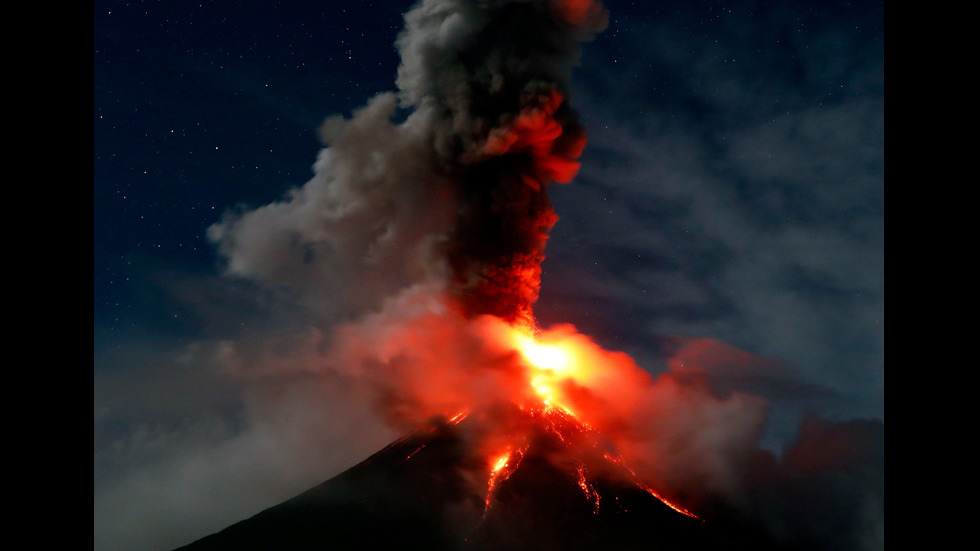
[576,465,601,515]
[484,446,528,513]
[405,445,426,461]
[489,323,703,520]
[603,452,702,520]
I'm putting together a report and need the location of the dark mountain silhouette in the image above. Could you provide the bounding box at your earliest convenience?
[175,410,782,551]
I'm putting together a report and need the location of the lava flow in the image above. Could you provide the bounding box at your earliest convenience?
[484,445,527,513]
[471,323,702,521]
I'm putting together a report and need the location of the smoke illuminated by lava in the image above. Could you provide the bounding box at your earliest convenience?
[204,0,863,541]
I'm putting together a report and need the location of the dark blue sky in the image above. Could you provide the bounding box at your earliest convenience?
[94,2,882,550]
[95,2,406,343]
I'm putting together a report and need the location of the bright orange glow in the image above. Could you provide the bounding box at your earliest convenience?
[485,449,512,512]
[448,410,469,424]
[525,341,570,407]
[641,486,700,520]
[602,452,702,520]
[524,341,569,371]
[511,327,591,413]
[477,324,704,520]
[577,465,601,515]
[351,305,707,522]
[492,452,511,473]
[484,446,527,513]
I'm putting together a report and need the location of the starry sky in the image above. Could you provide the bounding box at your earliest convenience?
[94,1,883,550]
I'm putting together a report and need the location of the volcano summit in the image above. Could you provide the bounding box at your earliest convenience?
[176,408,781,551]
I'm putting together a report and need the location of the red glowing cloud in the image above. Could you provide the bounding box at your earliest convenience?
[324,279,771,517]
[210,0,777,527]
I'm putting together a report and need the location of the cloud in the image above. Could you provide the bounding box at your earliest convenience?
[740,416,885,550]
[541,1,884,425]
[207,92,456,320]
[95,330,401,551]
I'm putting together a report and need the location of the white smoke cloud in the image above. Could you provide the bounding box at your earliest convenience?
[207,92,456,319]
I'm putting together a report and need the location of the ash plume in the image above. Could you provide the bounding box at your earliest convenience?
[207,0,616,488]
[395,0,606,324]
[210,0,607,326]
[196,1,881,550]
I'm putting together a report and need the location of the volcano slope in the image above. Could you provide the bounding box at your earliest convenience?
[174,410,783,551]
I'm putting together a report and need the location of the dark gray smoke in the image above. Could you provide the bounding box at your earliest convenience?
[210,0,608,326]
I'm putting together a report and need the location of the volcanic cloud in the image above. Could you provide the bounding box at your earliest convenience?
[201,1,882,549]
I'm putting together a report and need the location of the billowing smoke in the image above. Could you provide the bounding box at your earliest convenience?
[200,1,880,549]
[208,0,615,466]
[395,0,604,324]
[210,0,607,326]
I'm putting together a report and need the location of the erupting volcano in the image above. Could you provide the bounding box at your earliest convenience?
[185,0,795,549]
[176,406,748,551]
[479,324,703,520]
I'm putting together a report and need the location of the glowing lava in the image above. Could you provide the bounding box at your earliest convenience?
[474,324,703,522]
[577,465,601,515]
[521,339,572,406]
[510,326,589,415]
[484,446,528,514]
[603,452,702,520]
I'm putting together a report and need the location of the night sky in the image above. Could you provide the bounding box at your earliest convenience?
[94,1,883,550]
